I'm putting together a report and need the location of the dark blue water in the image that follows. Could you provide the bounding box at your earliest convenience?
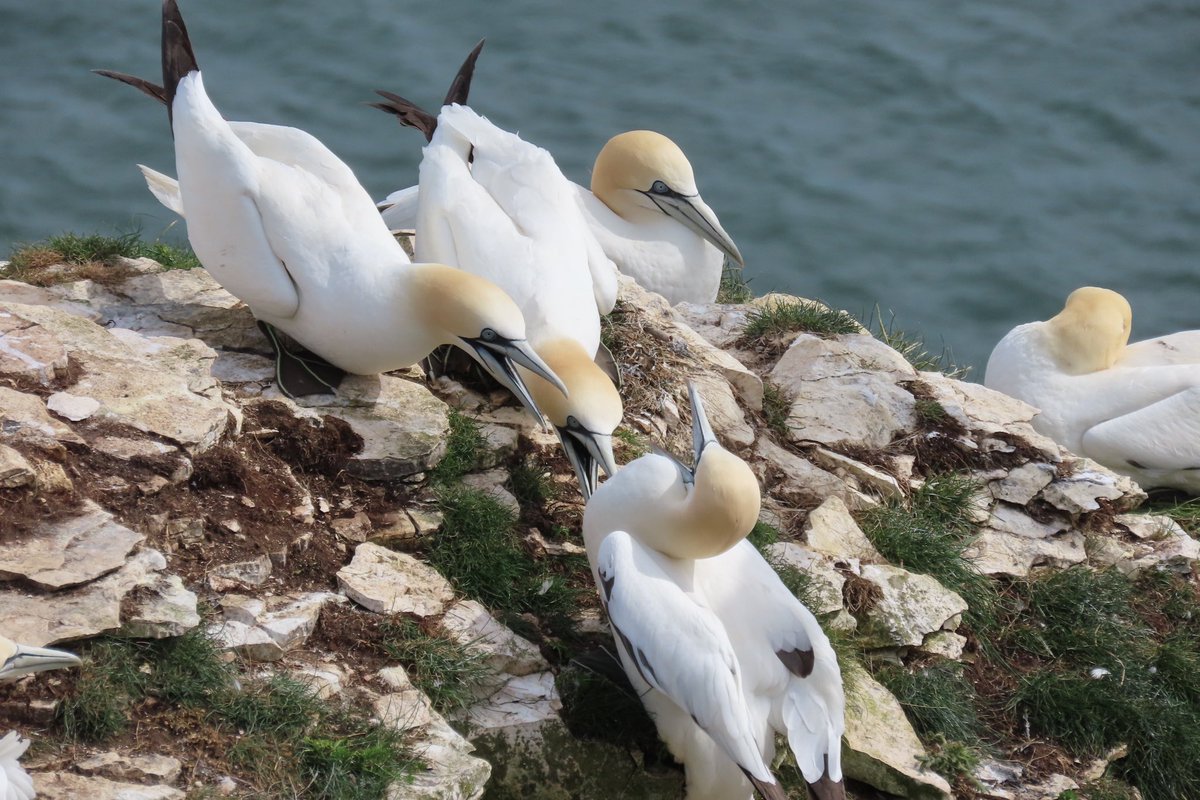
[2,0,1199,374]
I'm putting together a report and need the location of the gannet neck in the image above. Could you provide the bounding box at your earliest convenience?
[407,262,526,346]
[650,445,761,560]
[1045,286,1132,374]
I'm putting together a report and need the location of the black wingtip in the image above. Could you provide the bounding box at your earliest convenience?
[161,0,200,127]
[93,69,169,106]
[371,90,439,142]
[741,768,788,800]
[806,776,846,800]
[442,37,486,107]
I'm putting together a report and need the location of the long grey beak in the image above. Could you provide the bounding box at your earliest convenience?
[688,380,718,465]
[462,336,566,428]
[1,643,82,681]
[557,426,617,500]
[652,193,744,267]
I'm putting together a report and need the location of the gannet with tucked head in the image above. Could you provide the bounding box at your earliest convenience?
[384,98,621,495]
[576,130,744,305]
[94,2,565,418]
[596,531,786,800]
[1,636,82,800]
[583,383,845,800]
[985,286,1200,493]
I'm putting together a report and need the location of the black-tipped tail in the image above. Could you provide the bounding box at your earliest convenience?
[442,38,485,106]
[161,0,199,127]
[806,756,846,800]
[93,70,168,106]
[741,768,788,800]
[370,91,439,142]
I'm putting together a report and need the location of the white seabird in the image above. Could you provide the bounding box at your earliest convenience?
[379,129,743,307]
[94,1,566,419]
[1,636,83,800]
[596,530,786,800]
[985,286,1200,493]
[582,383,846,800]
[406,101,623,496]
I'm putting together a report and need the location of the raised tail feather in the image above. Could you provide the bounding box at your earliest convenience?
[442,38,485,106]
[161,0,200,128]
[370,91,439,141]
[92,70,168,105]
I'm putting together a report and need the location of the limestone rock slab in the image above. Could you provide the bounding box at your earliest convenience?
[338,543,455,617]
[803,495,883,562]
[0,443,34,488]
[31,772,185,800]
[74,751,183,783]
[764,543,845,615]
[439,600,548,679]
[121,574,200,638]
[0,501,144,589]
[857,564,968,648]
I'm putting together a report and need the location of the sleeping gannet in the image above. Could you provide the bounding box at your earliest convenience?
[377,130,742,308]
[583,383,845,800]
[597,531,786,800]
[985,286,1200,493]
[93,2,566,420]
[1,636,83,800]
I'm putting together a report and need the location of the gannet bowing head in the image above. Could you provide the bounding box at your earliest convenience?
[0,635,82,682]
[1045,286,1133,375]
[685,381,761,554]
[411,263,568,425]
[523,339,623,499]
[591,130,744,267]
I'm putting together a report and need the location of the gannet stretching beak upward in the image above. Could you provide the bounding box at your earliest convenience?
[1,636,82,800]
[579,130,743,304]
[583,383,846,800]
[374,90,622,496]
[597,532,787,800]
[986,286,1200,494]
[93,2,565,421]
[0,636,81,682]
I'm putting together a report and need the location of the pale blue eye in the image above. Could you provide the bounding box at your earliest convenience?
[651,180,670,194]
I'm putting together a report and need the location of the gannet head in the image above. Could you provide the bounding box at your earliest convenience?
[525,339,623,499]
[596,530,634,604]
[1045,286,1132,374]
[411,264,568,425]
[0,635,82,683]
[686,381,760,546]
[591,131,744,266]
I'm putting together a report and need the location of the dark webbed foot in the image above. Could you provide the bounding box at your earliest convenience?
[257,321,345,399]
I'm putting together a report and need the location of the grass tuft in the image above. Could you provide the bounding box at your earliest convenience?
[742,298,861,341]
[747,521,780,551]
[613,426,649,461]
[761,382,793,438]
[858,473,998,632]
[716,263,754,303]
[509,456,557,511]
[432,486,579,620]
[868,307,969,379]
[875,662,982,745]
[380,617,490,713]
[916,735,982,791]
[6,229,200,285]
[429,410,487,485]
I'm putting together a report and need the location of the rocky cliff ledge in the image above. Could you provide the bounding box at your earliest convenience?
[1,252,1196,800]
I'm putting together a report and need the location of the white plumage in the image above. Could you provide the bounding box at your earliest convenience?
[0,733,34,800]
[985,287,1200,493]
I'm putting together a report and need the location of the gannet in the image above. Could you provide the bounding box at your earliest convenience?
[985,286,1200,493]
[1,636,83,800]
[583,383,845,800]
[93,2,566,420]
[377,130,742,308]
[596,531,786,800]
[370,87,622,495]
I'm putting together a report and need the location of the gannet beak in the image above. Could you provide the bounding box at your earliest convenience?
[461,336,566,427]
[688,380,718,465]
[645,191,744,267]
[1,643,82,680]
[558,426,618,500]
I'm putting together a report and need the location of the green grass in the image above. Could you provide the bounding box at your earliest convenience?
[716,263,754,303]
[431,486,579,620]
[867,307,969,379]
[858,473,998,632]
[916,735,982,789]
[56,628,414,799]
[875,662,982,746]
[1142,494,1200,537]
[7,229,200,275]
[742,298,862,341]
[509,456,557,511]
[1006,567,1200,799]
[429,410,487,485]
[613,426,649,460]
[914,397,949,426]
[761,382,793,438]
[747,520,780,551]
[380,617,490,713]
